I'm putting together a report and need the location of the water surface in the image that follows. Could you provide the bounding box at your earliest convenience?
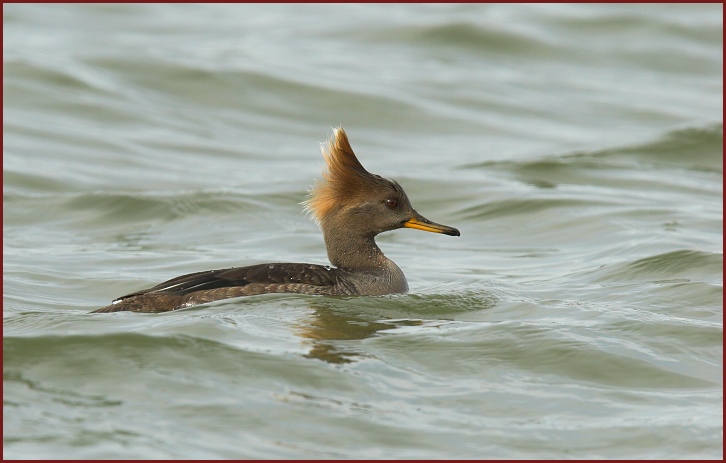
[3,3,722,459]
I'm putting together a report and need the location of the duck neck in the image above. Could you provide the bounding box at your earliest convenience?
[320,218,409,295]
[321,226,389,271]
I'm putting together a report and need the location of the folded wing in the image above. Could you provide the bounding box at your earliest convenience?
[92,263,348,313]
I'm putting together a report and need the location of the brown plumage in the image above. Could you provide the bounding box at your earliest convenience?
[304,127,372,225]
[93,128,459,313]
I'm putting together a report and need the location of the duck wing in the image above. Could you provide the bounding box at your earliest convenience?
[92,262,350,313]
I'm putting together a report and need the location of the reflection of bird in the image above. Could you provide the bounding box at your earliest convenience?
[93,128,460,313]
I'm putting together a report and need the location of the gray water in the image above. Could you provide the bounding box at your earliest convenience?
[3,3,723,459]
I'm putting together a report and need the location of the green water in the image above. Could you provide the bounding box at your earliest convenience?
[4,3,722,459]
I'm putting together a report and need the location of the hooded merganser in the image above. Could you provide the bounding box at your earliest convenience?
[93,128,460,313]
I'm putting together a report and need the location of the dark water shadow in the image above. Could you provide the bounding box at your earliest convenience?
[293,301,420,364]
[294,288,499,364]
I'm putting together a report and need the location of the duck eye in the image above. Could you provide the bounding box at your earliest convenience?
[385,198,398,209]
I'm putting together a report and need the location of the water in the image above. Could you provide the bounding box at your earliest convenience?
[3,3,722,459]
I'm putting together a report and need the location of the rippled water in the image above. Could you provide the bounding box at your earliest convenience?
[3,3,723,459]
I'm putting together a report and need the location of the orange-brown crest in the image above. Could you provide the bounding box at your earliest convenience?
[304,128,373,225]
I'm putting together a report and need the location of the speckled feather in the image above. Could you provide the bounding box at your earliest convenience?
[92,263,358,313]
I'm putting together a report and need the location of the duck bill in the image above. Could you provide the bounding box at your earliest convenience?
[404,211,460,236]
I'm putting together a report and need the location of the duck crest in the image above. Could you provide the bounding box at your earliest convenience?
[304,127,376,225]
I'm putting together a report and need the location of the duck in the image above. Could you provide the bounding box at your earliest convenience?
[92,128,459,313]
